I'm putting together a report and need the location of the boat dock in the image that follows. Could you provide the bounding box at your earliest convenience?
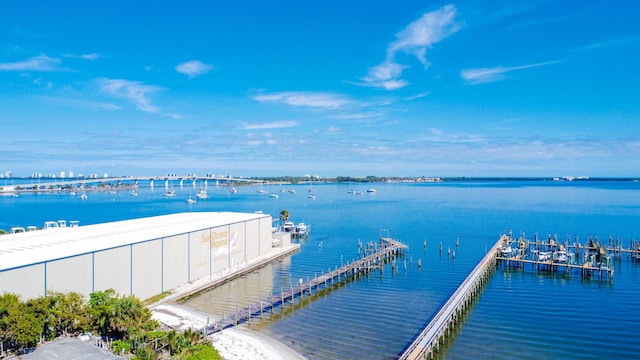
[492,232,636,279]
[205,236,408,334]
[397,235,504,360]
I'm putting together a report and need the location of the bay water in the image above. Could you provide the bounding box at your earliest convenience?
[2,180,639,359]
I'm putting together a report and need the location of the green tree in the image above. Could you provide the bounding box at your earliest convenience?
[88,289,117,335]
[280,209,290,223]
[0,293,21,350]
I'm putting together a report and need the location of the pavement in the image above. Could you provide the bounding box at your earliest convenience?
[20,337,124,360]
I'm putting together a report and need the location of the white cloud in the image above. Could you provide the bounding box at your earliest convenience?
[253,91,351,109]
[243,121,298,130]
[97,78,163,113]
[461,61,560,84]
[360,5,461,90]
[0,55,63,71]
[63,53,100,60]
[176,60,214,78]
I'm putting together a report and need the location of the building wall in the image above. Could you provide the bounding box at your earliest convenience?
[211,225,230,273]
[189,229,210,282]
[46,254,93,295]
[163,234,189,291]
[0,264,44,299]
[246,219,260,259]
[94,246,131,296]
[0,215,273,300]
[230,222,247,265]
[132,240,162,301]
[260,217,272,255]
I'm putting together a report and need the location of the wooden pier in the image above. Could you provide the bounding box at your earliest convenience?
[397,235,504,360]
[205,236,408,334]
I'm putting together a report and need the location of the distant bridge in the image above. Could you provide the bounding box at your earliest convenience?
[12,176,263,192]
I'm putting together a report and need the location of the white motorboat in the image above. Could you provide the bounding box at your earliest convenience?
[295,222,308,236]
[229,187,237,194]
[283,221,295,232]
[185,198,196,204]
[366,188,377,193]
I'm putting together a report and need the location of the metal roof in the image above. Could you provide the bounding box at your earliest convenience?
[0,212,269,272]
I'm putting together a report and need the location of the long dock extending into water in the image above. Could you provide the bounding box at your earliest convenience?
[397,235,504,360]
[206,237,408,334]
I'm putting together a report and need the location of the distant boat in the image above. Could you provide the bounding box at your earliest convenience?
[366,188,377,193]
[288,189,296,194]
[163,190,175,197]
[347,189,355,194]
[257,189,268,194]
[130,190,138,197]
[196,188,208,199]
[79,193,88,200]
[185,198,196,204]
[308,194,317,200]
[269,194,279,199]
[229,187,237,194]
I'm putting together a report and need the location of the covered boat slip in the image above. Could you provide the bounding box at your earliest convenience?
[0,212,274,300]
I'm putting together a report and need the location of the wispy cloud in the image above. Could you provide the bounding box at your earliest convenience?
[333,112,382,120]
[461,60,560,84]
[63,53,100,60]
[569,34,640,53]
[243,120,298,130]
[97,78,163,113]
[176,60,214,78]
[359,5,461,90]
[253,91,351,109]
[0,54,63,71]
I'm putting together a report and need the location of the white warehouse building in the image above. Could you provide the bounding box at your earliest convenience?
[0,212,276,300]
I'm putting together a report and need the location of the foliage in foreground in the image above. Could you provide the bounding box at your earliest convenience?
[0,290,221,359]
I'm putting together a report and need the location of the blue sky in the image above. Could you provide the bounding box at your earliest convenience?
[1,1,639,177]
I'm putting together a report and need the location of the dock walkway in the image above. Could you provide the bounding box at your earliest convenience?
[397,235,504,360]
[207,237,408,334]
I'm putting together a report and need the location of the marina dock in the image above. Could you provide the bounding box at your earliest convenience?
[205,236,408,334]
[492,232,640,279]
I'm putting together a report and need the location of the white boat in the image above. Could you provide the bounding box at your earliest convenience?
[308,194,317,200]
[186,198,196,204]
[538,251,551,261]
[257,189,268,194]
[79,193,88,200]
[501,246,513,257]
[366,188,377,193]
[229,187,237,194]
[347,189,355,194]
[283,221,295,232]
[295,222,308,236]
[288,189,296,194]
[196,189,208,199]
[269,194,279,199]
[163,190,176,197]
[130,190,138,197]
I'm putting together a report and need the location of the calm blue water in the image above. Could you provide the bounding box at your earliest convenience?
[2,180,640,359]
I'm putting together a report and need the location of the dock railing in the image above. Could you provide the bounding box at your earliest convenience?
[398,235,505,360]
